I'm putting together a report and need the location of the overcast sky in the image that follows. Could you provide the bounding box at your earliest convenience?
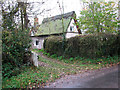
[26,0,83,24]
[26,0,119,25]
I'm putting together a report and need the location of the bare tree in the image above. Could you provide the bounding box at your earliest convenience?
[1,0,51,31]
[57,0,65,40]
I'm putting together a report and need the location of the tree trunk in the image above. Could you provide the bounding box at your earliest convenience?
[19,2,29,30]
[118,0,120,33]
[23,3,29,29]
[21,9,24,31]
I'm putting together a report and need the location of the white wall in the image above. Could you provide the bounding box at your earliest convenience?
[31,37,46,49]
[66,33,79,38]
[39,37,45,49]
[66,19,79,38]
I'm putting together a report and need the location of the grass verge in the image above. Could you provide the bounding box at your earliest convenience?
[2,49,120,88]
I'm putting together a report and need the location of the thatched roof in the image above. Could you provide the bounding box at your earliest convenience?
[42,11,75,23]
[35,11,81,36]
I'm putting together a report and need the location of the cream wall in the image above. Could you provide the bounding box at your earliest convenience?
[31,36,46,49]
[66,33,79,38]
[67,19,78,32]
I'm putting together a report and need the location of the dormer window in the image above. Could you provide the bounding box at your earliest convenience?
[70,26,74,31]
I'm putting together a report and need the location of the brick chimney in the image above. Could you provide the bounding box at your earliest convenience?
[34,15,39,32]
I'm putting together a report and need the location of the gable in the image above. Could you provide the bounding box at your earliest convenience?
[67,19,78,33]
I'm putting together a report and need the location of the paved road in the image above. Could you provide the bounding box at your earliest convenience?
[45,65,119,88]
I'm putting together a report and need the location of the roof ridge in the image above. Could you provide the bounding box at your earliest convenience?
[42,11,76,23]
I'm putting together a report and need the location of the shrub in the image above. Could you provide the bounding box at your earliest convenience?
[46,53,50,57]
[2,27,31,78]
[44,36,67,56]
[65,33,119,58]
[38,49,44,52]
[75,56,80,60]
[58,56,63,60]
[69,57,74,61]
[44,33,119,59]
[50,54,57,58]
[43,51,48,55]
[2,6,31,78]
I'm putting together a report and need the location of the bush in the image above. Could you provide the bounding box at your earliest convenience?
[75,56,80,60]
[69,57,74,61]
[58,56,63,60]
[2,7,31,78]
[50,54,57,58]
[44,36,67,56]
[44,33,119,59]
[2,27,31,78]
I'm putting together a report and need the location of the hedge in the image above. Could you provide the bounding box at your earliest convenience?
[44,33,120,58]
[43,36,67,56]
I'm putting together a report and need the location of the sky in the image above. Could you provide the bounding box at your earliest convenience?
[20,0,119,25]
[26,0,83,24]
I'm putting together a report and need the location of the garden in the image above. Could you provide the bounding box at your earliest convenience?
[2,1,120,89]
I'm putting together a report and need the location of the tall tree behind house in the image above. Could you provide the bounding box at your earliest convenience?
[34,15,39,32]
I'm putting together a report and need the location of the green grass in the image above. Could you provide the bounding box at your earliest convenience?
[32,49,44,53]
[33,49,120,64]
[2,49,120,88]
[2,65,59,88]
[33,49,120,70]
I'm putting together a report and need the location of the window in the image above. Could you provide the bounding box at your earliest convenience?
[36,40,39,45]
[70,26,74,31]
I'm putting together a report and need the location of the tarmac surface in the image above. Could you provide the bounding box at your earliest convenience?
[45,65,119,88]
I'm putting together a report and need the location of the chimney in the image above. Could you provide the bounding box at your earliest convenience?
[34,15,39,32]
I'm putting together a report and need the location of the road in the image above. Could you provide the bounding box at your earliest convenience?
[45,65,119,88]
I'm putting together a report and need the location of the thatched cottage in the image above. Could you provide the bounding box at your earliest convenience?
[31,11,82,49]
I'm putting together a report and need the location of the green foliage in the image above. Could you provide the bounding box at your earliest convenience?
[80,55,120,65]
[44,36,67,56]
[58,56,63,60]
[65,33,119,58]
[2,1,32,79]
[43,51,47,55]
[2,27,31,78]
[50,54,57,58]
[34,49,44,53]
[78,2,118,34]
[2,52,120,88]
[39,49,44,52]
[2,63,13,78]
[46,53,50,57]
[44,33,119,58]
[62,56,119,66]
[2,66,50,88]
[75,56,80,60]
[63,59,69,63]
[2,12,31,78]
[69,57,74,61]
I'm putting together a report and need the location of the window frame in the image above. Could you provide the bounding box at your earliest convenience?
[70,26,74,31]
